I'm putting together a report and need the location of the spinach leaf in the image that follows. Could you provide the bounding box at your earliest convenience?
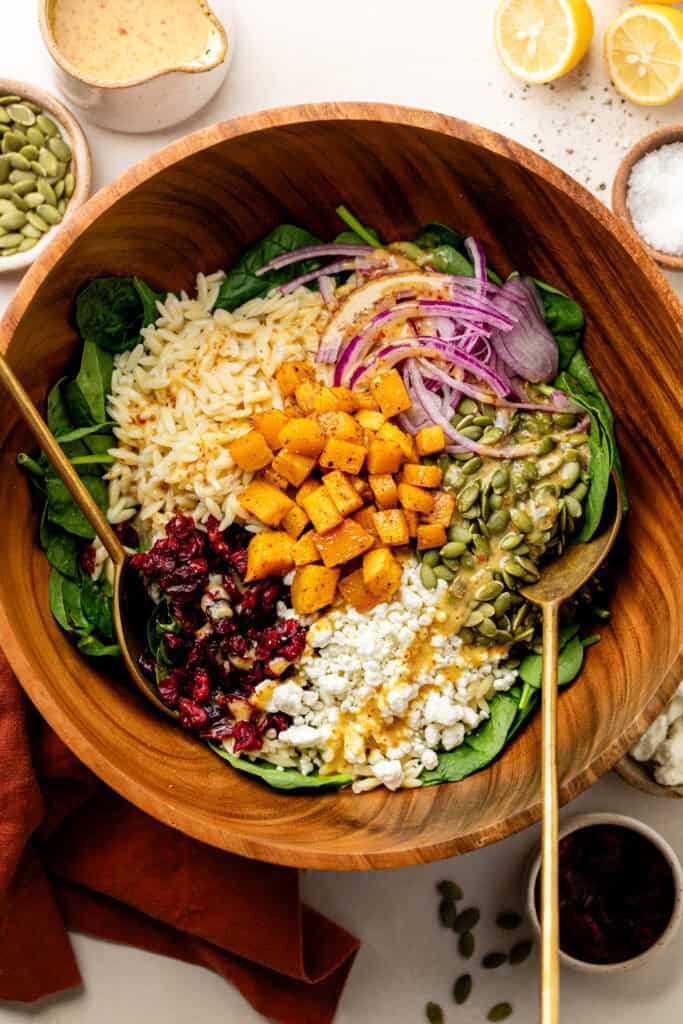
[41,516,81,580]
[421,689,521,786]
[46,476,107,539]
[81,574,115,640]
[518,633,585,693]
[61,576,92,633]
[414,224,503,284]
[46,377,72,434]
[415,222,468,250]
[209,744,352,790]
[48,568,71,631]
[533,279,585,370]
[431,245,479,277]
[76,276,162,353]
[55,422,115,444]
[215,225,323,313]
[66,340,113,426]
[76,634,120,658]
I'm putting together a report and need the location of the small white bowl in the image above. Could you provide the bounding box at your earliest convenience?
[38,0,235,134]
[0,78,91,276]
[525,812,683,973]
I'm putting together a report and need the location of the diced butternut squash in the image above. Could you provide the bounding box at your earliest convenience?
[239,480,294,527]
[282,504,310,539]
[292,531,320,566]
[417,524,447,550]
[278,417,325,458]
[330,386,358,412]
[349,475,372,502]
[296,479,319,507]
[373,509,410,547]
[322,470,364,517]
[424,490,456,527]
[415,424,446,456]
[400,463,443,488]
[376,421,415,461]
[301,486,343,534]
[271,449,316,488]
[317,411,364,444]
[275,360,314,397]
[291,565,340,614]
[245,531,295,581]
[338,569,384,612]
[366,439,404,475]
[353,390,380,411]
[313,519,374,567]
[253,409,289,451]
[352,504,378,535]
[294,379,322,414]
[261,466,291,491]
[368,474,399,510]
[362,547,403,600]
[355,409,386,432]
[398,482,435,514]
[319,438,367,475]
[229,429,273,472]
[312,386,344,414]
[404,508,419,537]
[370,368,412,418]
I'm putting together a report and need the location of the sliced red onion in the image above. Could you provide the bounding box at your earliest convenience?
[464,237,487,297]
[491,277,559,383]
[318,275,335,308]
[280,260,355,295]
[412,337,511,397]
[348,342,444,388]
[256,243,374,276]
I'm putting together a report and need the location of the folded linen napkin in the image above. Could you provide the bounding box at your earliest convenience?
[0,653,358,1023]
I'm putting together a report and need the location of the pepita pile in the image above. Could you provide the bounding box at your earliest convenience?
[0,95,75,257]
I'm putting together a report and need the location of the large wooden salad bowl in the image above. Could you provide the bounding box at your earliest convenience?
[1,104,681,869]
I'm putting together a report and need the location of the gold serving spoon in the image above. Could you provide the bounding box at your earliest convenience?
[0,354,176,719]
[520,472,623,1024]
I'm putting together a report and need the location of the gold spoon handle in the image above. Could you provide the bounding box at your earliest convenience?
[0,354,125,566]
[541,600,560,1024]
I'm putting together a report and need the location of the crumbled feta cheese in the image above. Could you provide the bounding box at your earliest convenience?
[278,725,321,747]
[372,759,403,790]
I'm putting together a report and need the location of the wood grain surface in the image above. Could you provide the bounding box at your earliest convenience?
[0,103,681,870]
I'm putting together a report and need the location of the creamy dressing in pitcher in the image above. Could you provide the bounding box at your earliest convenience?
[51,0,215,82]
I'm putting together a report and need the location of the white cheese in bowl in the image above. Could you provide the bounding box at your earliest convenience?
[631,682,683,786]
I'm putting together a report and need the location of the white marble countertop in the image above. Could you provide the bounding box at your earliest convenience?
[1,1,682,1022]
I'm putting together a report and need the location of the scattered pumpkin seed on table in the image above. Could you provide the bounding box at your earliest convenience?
[509,939,534,965]
[496,911,522,930]
[452,973,472,1005]
[488,1002,514,1021]
[454,907,480,933]
[482,951,507,969]
[458,930,475,958]
[425,1001,444,1024]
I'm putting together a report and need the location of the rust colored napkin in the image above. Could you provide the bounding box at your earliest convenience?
[0,653,358,1022]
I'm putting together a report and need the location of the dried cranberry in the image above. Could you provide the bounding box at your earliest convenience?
[80,544,96,576]
[192,667,211,703]
[159,558,209,598]
[259,712,290,736]
[163,633,189,663]
[114,522,140,549]
[178,698,209,732]
[200,719,235,740]
[232,720,263,753]
[157,669,185,708]
[230,547,248,577]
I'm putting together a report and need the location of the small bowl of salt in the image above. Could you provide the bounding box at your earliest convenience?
[613,125,683,273]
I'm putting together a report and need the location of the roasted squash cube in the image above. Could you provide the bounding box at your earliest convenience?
[352,504,378,535]
[253,409,289,451]
[404,508,419,537]
[275,360,314,398]
[350,475,373,502]
[317,411,364,444]
[261,466,291,491]
[338,569,383,613]
[366,439,404,474]
[362,547,403,600]
[322,470,364,517]
[368,474,399,510]
[296,479,320,507]
[330,386,358,412]
[373,509,410,546]
[424,490,456,527]
[376,421,415,461]
[370,368,412,418]
[278,418,325,458]
[301,487,343,534]
[291,565,340,615]
[400,463,443,488]
[292,531,320,566]
[398,482,435,514]
[355,409,386,431]
[312,387,344,414]
[282,504,310,539]
[319,438,367,475]
[416,524,447,550]
[313,519,374,567]
[245,531,295,581]
[415,424,446,456]
[229,429,273,472]
[271,449,316,488]
[294,379,323,414]
[239,480,294,527]
[353,389,380,411]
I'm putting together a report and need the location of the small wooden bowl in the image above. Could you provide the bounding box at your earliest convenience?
[1,104,682,869]
[615,754,683,800]
[0,78,91,276]
[612,125,683,273]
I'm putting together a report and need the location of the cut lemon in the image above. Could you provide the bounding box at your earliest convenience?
[494,0,594,84]
[605,6,683,106]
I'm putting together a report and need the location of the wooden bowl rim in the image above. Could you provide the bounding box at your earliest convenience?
[615,753,683,800]
[0,77,92,275]
[612,124,683,273]
[1,102,683,869]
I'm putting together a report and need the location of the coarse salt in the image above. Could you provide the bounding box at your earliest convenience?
[626,142,683,257]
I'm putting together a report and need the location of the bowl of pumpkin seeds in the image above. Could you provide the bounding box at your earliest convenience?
[0,78,91,273]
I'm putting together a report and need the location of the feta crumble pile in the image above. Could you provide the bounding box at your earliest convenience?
[238,561,517,792]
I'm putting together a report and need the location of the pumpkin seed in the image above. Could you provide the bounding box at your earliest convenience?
[462,455,482,475]
[423,549,441,566]
[7,103,35,126]
[0,156,8,183]
[453,974,472,1005]
[454,907,480,933]
[434,565,454,582]
[494,592,512,617]
[457,398,478,415]
[0,106,8,125]
[25,191,44,209]
[9,170,36,187]
[39,147,59,176]
[0,232,24,248]
[509,939,533,965]
[488,492,504,510]
[472,534,490,555]
[465,608,484,628]
[502,558,526,580]
[2,131,25,153]
[564,496,583,519]
[30,160,47,177]
[510,508,533,533]
[425,1001,444,1024]
[497,911,522,930]
[459,627,474,644]
[8,153,32,172]
[439,897,457,928]
[19,144,39,162]
[26,211,49,233]
[516,556,540,578]
[455,413,475,431]
[457,482,480,512]
[0,96,22,105]
[500,532,523,551]
[460,425,483,441]
[488,1002,513,1021]
[560,461,581,489]
[482,952,507,969]
[448,524,472,543]
[0,209,26,231]
[0,185,12,199]
[36,113,59,137]
[17,236,38,252]
[511,603,528,631]
[487,509,510,533]
[48,136,72,162]
[21,224,42,238]
[568,481,588,502]
[475,580,504,602]
[554,412,577,429]
[491,467,509,492]
[514,626,535,643]
[437,880,463,901]
[567,432,589,447]
[57,198,66,215]
[458,931,475,958]
[2,246,18,255]
[480,426,504,445]
[26,126,45,147]
[420,564,437,589]
[37,203,61,225]
[0,196,18,212]
[54,179,65,201]
[477,617,497,638]
[441,541,465,559]
[10,192,28,210]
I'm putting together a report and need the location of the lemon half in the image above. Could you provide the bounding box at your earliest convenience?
[494,0,594,84]
[605,5,683,106]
